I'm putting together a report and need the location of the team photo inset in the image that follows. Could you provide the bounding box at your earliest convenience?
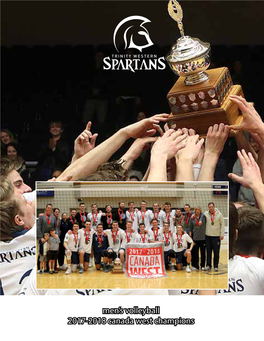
[36,181,228,289]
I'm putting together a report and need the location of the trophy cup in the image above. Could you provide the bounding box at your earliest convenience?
[166,0,244,136]
[112,258,124,274]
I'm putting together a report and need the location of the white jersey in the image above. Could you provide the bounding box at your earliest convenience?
[87,212,103,229]
[150,210,166,228]
[121,231,137,249]
[175,233,193,252]
[161,210,176,232]
[64,231,81,252]
[148,228,163,242]
[134,232,152,244]
[19,266,169,295]
[217,256,264,295]
[125,210,138,229]
[0,225,36,295]
[160,231,176,252]
[105,229,125,253]
[79,229,96,254]
[136,209,153,230]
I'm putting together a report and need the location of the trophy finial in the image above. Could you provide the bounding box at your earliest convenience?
[168,0,184,37]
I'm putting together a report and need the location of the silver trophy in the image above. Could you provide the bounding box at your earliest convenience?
[166,0,211,85]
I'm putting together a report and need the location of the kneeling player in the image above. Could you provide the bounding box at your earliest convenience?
[161,222,176,271]
[175,225,194,273]
[104,221,125,267]
[92,224,109,271]
[64,222,81,275]
[78,220,95,273]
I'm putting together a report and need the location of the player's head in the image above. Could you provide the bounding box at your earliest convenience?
[112,220,119,230]
[97,224,103,233]
[151,218,158,229]
[44,232,50,241]
[128,201,134,210]
[1,157,32,194]
[126,221,133,230]
[184,204,191,213]
[176,209,182,216]
[105,205,112,213]
[53,208,60,218]
[194,206,202,216]
[73,222,79,232]
[45,204,53,214]
[85,220,91,229]
[141,200,147,210]
[208,202,215,213]
[71,209,77,217]
[50,228,56,236]
[164,202,171,212]
[164,222,170,232]
[83,160,128,181]
[118,201,125,210]
[176,225,183,234]
[153,203,159,211]
[91,203,98,212]
[0,178,35,241]
[229,202,239,259]
[79,203,86,211]
[235,206,264,258]
[139,223,145,232]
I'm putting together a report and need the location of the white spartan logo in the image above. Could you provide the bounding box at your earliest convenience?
[113,15,154,53]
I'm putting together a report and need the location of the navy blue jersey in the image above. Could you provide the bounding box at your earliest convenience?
[60,219,70,241]
[92,233,109,253]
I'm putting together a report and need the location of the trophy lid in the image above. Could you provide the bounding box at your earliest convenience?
[168,35,210,63]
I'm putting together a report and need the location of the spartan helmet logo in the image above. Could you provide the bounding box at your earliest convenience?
[113,15,154,53]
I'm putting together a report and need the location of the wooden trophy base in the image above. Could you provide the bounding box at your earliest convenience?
[167,67,244,137]
[112,265,124,274]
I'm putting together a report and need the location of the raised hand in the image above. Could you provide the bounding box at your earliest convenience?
[229,95,264,135]
[72,121,98,163]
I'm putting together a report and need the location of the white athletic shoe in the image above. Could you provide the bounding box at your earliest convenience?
[205,266,211,271]
[214,267,218,272]
[191,266,198,271]
[201,267,206,271]
[186,265,191,273]
[65,268,72,275]
[60,264,67,270]
[182,266,186,270]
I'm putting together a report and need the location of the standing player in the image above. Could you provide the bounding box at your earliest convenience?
[75,203,88,229]
[113,201,126,230]
[189,206,206,271]
[78,220,96,273]
[149,218,163,242]
[53,208,61,236]
[204,202,224,271]
[175,209,184,228]
[121,221,137,247]
[161,202,176,232]
[67,209,77,230]
[134,223,152,243]
[136,200,152,230]
[175,225,194,273]
[63,222,81,275]
[126,202,138,230]
[150,203,165,228]
[92,224,109,271]
[160,222,176,271]
[183,204,193,234]
[87,203,103,230]
[104,221,126,265]
[101,205,113,230]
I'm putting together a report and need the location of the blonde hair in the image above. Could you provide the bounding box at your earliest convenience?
[0,178,23,241]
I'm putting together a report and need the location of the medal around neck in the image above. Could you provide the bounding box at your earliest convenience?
[166,0,246,139]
